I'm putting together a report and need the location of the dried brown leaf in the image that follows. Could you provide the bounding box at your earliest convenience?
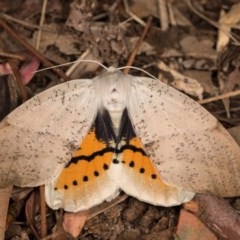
[0,186,12,239]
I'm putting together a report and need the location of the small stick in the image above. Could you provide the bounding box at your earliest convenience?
[0,18,69,81]
[36,2,49,237]
[88,194,128,220]
[124,16,153,74]
[123,0,146,26]
[8,60,28,102]
[39,186,47,238]
[199,89,240,104]
[0,13,53,32]
[35,0,48,50]
[158,0,169,31]
[0,51,26,61]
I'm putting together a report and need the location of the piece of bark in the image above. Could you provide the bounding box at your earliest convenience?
[195,194,240,240]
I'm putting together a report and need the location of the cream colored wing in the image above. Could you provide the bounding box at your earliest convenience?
[0,79,97,188]
[127,75,240,197]
[45,112,120,212]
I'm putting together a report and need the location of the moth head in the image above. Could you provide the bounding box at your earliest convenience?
[93,69,131,114]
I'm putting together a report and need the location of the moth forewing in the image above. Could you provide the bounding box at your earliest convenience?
[127,75,240,197]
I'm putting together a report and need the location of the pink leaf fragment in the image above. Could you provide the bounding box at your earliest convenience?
[62,210,89,238]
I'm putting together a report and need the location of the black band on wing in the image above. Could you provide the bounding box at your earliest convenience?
[65,108,145,167]
[67,147,115,166]
[66,144,146,166]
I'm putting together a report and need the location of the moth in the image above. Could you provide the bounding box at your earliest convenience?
[0,67,240,212]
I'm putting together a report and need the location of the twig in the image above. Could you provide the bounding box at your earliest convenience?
[88,194,128,220]
[0,17,69,81]
[35,0,48,50]
[37,3,48,237]
[124,16,153,74]
[158,0,169,31]
[123,0,146,26]
[39,186,47,238]
[198,89,240,104]
[0,13,54,32]
[65,49,91,76]
[0,51,26,61]
[8,60,28,102]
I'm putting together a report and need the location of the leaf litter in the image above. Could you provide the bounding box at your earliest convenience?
[0,0,240,239]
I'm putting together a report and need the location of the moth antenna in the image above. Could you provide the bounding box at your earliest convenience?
[34,59,108,74]
[117,66,158,80]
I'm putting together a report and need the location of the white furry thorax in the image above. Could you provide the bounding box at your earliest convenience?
[93,68,131,127]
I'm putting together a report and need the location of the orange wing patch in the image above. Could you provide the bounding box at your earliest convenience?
[55,129,113,191]
[118,136,190,206]
[122,137,159,179]
[49,125,119,211]
[46,108,194,211]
